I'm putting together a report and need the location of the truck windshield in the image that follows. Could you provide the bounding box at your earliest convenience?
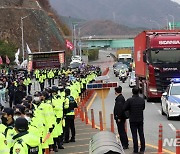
[150,50,180,64]
[118,58,132,63]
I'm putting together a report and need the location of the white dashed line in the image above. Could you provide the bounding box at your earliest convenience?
[158,110,161,115]
[168,123,176,132]
[152,103,155,105]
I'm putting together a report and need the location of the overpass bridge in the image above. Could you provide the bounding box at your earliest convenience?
[79,35,135,49]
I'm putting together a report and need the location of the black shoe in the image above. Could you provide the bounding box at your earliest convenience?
[53,147,58,152]
[123,146,129,150]
[58,145,64,149]
[70,139,75,142]
[64,140,69,143]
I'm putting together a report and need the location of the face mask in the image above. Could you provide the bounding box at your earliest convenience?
[1,116,8,125]
[25,116,31,122]
[14,116,20,121]
[34,97,40,102]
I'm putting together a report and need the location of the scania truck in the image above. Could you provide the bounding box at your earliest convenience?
[134,30,180,101]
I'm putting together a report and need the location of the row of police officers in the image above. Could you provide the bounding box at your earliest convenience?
[0,66,98,154]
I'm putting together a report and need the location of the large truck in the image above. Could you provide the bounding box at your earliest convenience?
[134,30,180,101]
[116,48,132,70]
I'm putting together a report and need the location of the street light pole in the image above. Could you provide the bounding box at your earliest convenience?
[168,14,175,30]
[73,24,78,56]
[21,17,25,62]
[165,17,169,30]
[20,11,35,62]
[78,27,82,57]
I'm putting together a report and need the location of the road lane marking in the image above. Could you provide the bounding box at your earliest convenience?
[168,123,176,131]
[67,151,89,154]
[152,103,155,105]
[64,144,89,148]
[76,132,97,136]
[158,110,161,115]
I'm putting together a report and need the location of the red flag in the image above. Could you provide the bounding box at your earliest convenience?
[6,55,10,64]
[0,56,3,65]
[66,39,74,50]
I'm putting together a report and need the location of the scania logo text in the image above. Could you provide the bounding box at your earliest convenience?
[163,68,178,71]
[159,40,180,45]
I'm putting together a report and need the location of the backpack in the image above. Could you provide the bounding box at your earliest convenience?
[65,96,77,113]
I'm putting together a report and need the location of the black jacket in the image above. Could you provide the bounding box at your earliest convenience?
[113,94,126,120]
[124,94,145,122]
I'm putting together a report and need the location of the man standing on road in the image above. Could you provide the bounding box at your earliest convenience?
[124,87,145,154]
[114,86,129,149]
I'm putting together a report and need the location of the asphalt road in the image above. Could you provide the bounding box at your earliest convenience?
[88,49,180,153]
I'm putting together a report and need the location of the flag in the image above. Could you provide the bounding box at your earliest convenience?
[0,56,3,65]
[6,55,10,64]
[66,39,74,50]
[26,43,32,54]
[14,48,20,66]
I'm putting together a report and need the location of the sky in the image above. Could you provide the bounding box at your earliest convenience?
[171,0,180,4]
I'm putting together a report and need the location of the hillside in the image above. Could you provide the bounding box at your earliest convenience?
[0,0,70,54]
[50,0,180,28]
[79,20,146,36]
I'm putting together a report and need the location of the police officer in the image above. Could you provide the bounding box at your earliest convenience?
[51,86,64,149]
[11,117,42,154]
[64,89,77,143]
[0,111,9,154]
[1,108,16,148]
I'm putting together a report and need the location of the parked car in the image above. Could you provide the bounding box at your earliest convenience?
[161,78,180,120]
[128,71,136,87]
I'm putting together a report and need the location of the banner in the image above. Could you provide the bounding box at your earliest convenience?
[6,55,10,64]
[66,39,74,50]
[0,56,3,65]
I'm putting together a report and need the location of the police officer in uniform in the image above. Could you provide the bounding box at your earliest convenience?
[11,117,42,154]
[64,89,77,143]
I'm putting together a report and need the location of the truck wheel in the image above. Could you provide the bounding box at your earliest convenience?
[146,97,151,102]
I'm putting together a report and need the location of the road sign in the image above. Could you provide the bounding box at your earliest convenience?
[87,82,118,130]
[86,82,118,89]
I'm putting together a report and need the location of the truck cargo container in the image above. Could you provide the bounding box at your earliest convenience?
[134,30,180,101]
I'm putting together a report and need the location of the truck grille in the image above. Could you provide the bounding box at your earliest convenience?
[154,69,179,92]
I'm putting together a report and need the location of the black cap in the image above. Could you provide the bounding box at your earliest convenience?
[51,86,59,93]
[15,117,28,132]
[2,108,14,116]
[15,104,25,115]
